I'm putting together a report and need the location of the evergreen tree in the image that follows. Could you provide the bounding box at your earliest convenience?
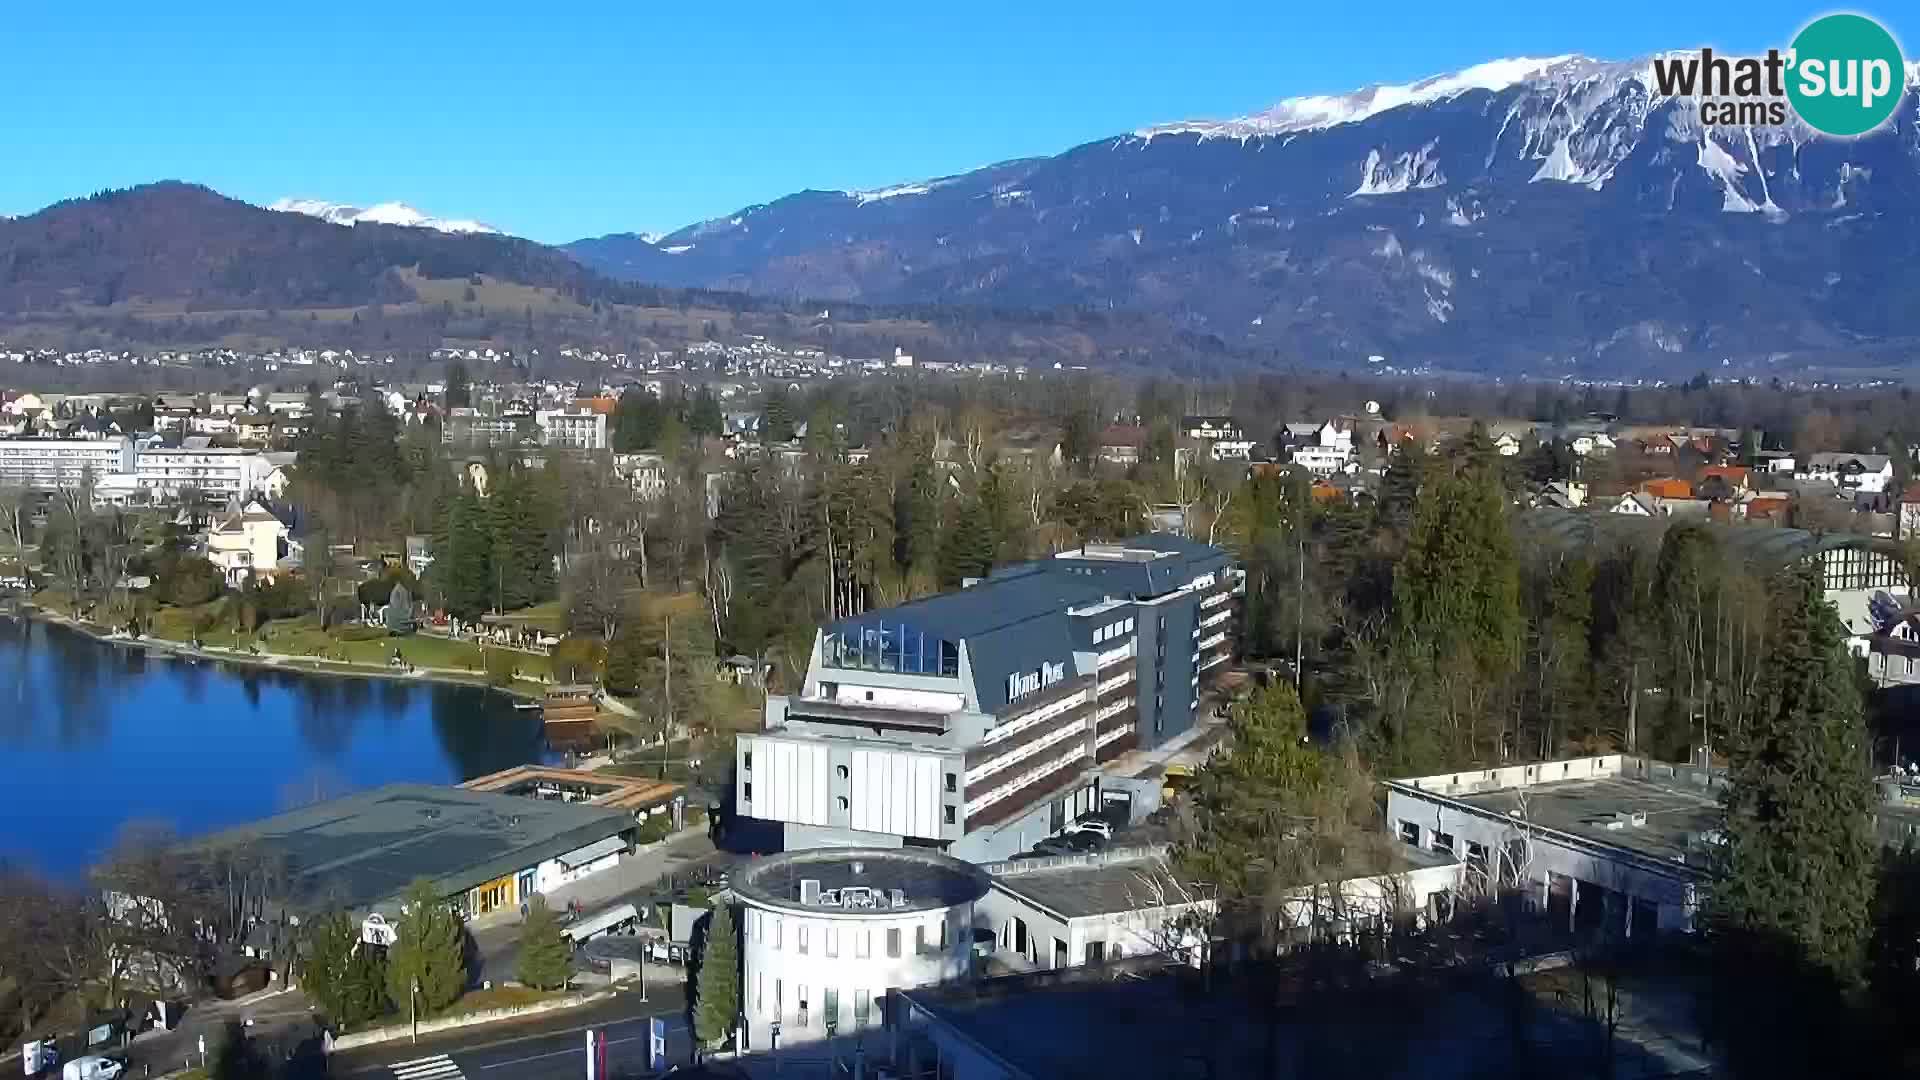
[612,388,665,452]
[1175,681,1325,899]
[937,502,995,588]
[692,904,740,1048]
[761,391,796,443]
[386,879,468,1015]
[302,911,388,1028]
[1386,465,1521,767]
[444,362,471,409]
[515,897,572,990]
[1706,563,1877,1077]
[687,387,723,438]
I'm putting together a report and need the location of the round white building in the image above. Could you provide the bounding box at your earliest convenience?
[734,847,989,1050]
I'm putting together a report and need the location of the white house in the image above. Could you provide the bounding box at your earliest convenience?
[1797,452,1895,495]
[205,500,293,585]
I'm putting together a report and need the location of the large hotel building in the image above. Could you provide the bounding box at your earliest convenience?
[737,534,1240,863]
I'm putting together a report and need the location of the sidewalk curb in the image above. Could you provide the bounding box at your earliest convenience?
[329,990,614,1052]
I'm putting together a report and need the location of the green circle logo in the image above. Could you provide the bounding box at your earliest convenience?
[1786,13,1906,136]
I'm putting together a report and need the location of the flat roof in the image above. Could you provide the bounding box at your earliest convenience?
[734,847,990,917]
[1447,776,1718,875]
[202,783,633,914]
[988,844,1454,921]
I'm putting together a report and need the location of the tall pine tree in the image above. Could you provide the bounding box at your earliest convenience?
[386,879,468,1015]
[1706,562,1876,1077]
[692,903,740,1048]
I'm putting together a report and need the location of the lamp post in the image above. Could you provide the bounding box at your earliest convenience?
[825,1018,839,1075]
[410,976,420,1044]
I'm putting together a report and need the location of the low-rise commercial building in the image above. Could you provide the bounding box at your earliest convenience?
[738,534,1240,863]
[1385,755,1714,936]
[203,784,636,919]
[735,847,989,1051]
[136,442,273,503]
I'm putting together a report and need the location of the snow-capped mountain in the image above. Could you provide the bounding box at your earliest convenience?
[567,52,1920,376]
[268,197,499,235]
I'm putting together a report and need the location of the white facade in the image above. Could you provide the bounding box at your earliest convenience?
[1289,443,1355,476]
[1797,452,1895,494]
[740,734,956,843]
[536,408,609,451]
[135,446,271,502]
[1385,756,1706,936]
[0,437,135,489]
[737,850,988,1050]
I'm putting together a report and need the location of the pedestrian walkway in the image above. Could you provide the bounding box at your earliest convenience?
[390,1053,465,1080]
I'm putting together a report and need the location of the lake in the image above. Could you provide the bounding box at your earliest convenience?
[0,617,550,876]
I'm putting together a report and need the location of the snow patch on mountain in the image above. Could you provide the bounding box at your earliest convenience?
[1140,55,1579,140]
[269,197,499,234]
[1350,141,1446,196]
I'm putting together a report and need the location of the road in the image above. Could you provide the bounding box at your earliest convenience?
[330,986,692,1080]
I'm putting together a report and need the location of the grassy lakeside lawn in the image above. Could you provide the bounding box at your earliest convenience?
[51,593,555,684]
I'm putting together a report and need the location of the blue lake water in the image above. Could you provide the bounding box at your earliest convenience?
[0,618,550,876]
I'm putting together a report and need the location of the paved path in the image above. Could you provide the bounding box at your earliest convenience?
[469,830,733,985]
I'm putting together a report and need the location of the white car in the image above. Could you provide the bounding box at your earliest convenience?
[62,1056,125,1080]
[1070,818,1113,840]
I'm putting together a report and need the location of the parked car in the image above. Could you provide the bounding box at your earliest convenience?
[1071,816,1114,839]
[62,1056,124,1080]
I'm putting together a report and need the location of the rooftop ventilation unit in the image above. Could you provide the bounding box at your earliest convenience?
[799,879,821,905]
[888,888,906,908]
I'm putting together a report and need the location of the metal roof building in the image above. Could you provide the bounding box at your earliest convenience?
[743,535,1242,865]
[204,783,635,917]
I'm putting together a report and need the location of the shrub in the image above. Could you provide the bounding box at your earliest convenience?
[332,625,387,643]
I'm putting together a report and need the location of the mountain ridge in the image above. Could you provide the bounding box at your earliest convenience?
[564,51,1920,377]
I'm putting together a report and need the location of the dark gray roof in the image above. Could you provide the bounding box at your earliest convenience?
[1517,508,1897,569]
[734,847,990,916]
[202,784,632,915]
[825,534,1231,714]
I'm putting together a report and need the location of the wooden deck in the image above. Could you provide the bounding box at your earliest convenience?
[461,765,684,811]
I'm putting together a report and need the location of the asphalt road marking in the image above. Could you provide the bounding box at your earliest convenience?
[391,1054,464,1080]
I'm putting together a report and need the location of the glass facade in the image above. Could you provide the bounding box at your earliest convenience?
[821,619,960,677]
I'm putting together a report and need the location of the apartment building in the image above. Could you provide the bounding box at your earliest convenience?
[135,442,273,503]
[738,534,1240,864]
[536,407,609,451]
[0,437,137,489]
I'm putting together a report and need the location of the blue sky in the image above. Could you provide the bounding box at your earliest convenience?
[4,2,1911,243]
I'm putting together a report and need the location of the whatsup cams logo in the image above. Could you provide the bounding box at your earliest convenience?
[1651,12,1907,136]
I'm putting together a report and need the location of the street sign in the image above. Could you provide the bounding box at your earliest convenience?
[648,1017,667,1071]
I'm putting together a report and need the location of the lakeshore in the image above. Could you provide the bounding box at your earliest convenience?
[0,616,552,874]
[17,597,551,699]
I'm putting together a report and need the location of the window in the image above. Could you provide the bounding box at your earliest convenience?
[743,782,752,801]
[887,928,902,958]
[838,796,850,811]
[756,973,764,1016]
[824,987,839,1030]
[856,930,870,959]
[1466,842,1489,876]
[772,917,782,950]
[944,772,957,793]
[944,805,956,825]
[1085,940,1107,964]
[743,749,752,771]
[1398,820,1420,846]
[774,979,783,1019]
[854,989,871,1028]
[797,984,809,1027]
[752,910,762,943]
[1432,830,1455,854]
[915,925,926,954]
[825,927,839,958]
[798,925,809,955]
[836,765,850,780]
[939,918,950,949]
